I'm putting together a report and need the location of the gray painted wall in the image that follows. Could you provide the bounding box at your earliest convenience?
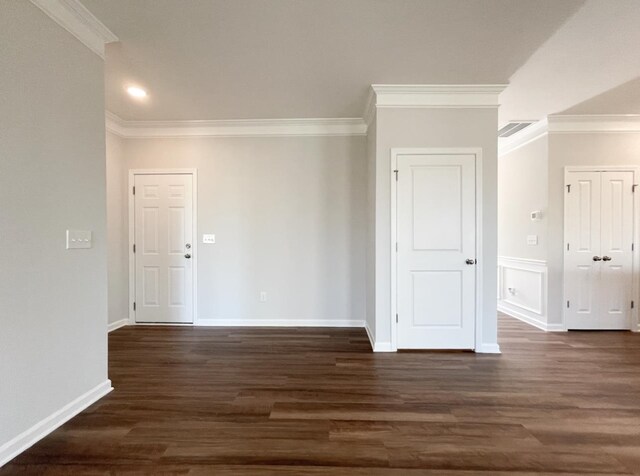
[106,132,129,325]
[374,107,500,349]
[113,136,366,324]
[498,135,549,261]
[0,1,108,449]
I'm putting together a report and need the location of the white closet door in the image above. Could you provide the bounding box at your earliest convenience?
[565,171,602,329]
[565,170,634,330]
[396,154,476,349]
[134,174,194,323]
[599,171,633,328]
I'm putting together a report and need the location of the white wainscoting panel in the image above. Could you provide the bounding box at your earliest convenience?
[497,257,556,331]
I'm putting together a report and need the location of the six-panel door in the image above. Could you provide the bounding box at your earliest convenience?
[565,170,633,329]
[396,154,476,349]
[134,174,194,323]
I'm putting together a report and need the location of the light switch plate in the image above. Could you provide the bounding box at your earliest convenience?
[527,235,538,246]
[202,234,216,244]
[66,230,92,249]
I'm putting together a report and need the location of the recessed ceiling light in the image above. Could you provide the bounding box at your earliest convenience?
[127,86,147,98]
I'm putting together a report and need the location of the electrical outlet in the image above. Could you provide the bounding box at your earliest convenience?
[260,291,267,302]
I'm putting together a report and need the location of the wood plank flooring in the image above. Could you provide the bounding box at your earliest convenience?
[3,314,640,475]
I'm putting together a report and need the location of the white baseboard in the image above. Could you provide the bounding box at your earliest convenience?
[107,318,128,333]
[476,343,501,354]
[499,304,566,332]
[371,341,394,352]
[0,380,112,467]
[364,321,395,352]
[195,318,364,328]
[364,321,375,351]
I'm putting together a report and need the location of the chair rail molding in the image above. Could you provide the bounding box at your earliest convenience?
[497,256,562,332]
[30,0,118,59]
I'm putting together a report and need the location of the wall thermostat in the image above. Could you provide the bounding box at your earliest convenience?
[530,210,543,221]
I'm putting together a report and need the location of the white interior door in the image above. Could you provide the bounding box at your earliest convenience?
[565,170,633,329]
[599,171,633,328]
[565,171,602,328]
[396,154,477,349]
[134,174,194,323]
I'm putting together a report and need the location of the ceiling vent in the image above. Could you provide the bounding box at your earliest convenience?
[498,121,534,138]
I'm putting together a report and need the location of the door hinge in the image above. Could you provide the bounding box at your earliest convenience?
[394,170,398,181]
[567,300,570,308]
[133,186,136,195]
[566,184,571,193]
[396,242,398,252]
[633,243,635,252]
[133,302,136,311]
[632,301,635,309]
[567,243,570,251]
[633,184,638,193]
[396,313,398,323]
[133,243,136,253]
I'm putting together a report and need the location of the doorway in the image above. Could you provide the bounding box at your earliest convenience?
[129,170,197,324]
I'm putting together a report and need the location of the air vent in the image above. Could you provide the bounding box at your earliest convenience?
[498,121,534,138]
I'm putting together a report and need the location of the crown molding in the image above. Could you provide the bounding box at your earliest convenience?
[105,111,128,137]
[498,119,548,157]
[30,0,118,59]
[105,112,367,138]
[497,114,640,157]
[547,114,640,133]
[368,84,508,111]
[363,88,377,127]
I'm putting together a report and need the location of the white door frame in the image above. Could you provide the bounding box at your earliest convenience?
[390,148,484,351]
[563,165,640,331]
[128,169,198,325]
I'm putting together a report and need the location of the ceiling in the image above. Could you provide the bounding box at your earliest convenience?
[498,0,640,126]
[561,77,640,115]
[82,0,585,121]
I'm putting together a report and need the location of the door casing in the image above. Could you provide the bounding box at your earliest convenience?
[128,169,198,326]
[390,148,484,351]
[563,165,640,331]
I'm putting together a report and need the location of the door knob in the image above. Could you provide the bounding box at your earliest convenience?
[602,256,612,261]
[592,256,602,261]
[184,253,191,259]
[465,259,476,265]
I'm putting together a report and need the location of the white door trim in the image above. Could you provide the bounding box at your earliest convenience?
[563,165,640,331]
[128,169,198,325]
[390,148,484,351]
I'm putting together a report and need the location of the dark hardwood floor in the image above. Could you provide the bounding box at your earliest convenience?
[3,314,640,475]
